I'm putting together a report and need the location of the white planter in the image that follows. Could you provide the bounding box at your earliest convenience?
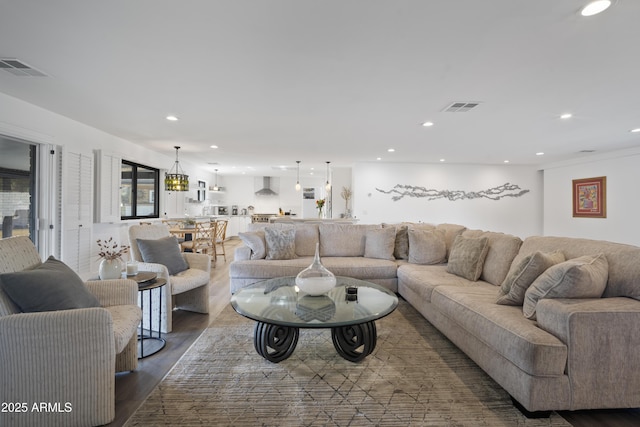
[99,258,124,280]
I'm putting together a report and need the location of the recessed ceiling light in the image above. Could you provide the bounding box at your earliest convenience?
[376,157,382,161]
[166,115,179,121]
[504,160,510,163]
[536,152,545,156]
[560,113,572,119]
[422,121,434,127]
[630,128,640,133]
[581,0,611,16]
[387,148,395,152]
[439,159,445,162]
[210,145,218,149]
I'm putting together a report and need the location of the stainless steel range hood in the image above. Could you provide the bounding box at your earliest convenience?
[255,176,278,196]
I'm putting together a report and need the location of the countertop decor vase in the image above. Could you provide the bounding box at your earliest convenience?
[99,258,124,280]
[295,243,336,296]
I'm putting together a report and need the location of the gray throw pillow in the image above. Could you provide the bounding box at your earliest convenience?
[264,227,296,260]
[408,228,447,265]
[238,230,266,259]
[496,251,565,306]
[446,235,489,281]
[523,254,609,320]
[137,235,189,275]
[0,256,100,312]
[364,227,396,260]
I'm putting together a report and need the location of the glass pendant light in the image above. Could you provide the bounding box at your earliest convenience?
[325,161,331,191]
[164,146,189,191]
[295,160,301,191]
[213,169,219,191]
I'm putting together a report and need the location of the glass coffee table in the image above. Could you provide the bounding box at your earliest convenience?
[230,276,398,363]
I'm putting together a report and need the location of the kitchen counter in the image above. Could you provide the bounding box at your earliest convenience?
[269,217,358,223]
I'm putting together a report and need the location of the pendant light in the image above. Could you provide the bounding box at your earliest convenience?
[325,161,331,191]
[213,169,219,191]
[164,146,189,191]
[295,160,301,191]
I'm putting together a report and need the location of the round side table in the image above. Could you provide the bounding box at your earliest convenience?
[135,276,167,358]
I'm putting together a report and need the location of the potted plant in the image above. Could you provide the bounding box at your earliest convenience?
[97,237,130,280]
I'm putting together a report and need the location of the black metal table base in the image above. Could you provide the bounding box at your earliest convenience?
[253,321,377,363]
[332,321,377,362]
[138,335,166,358]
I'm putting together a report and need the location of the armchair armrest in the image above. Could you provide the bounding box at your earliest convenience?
[182,252,211,272]
[234,245,252,261]
[86,278,138,306]
[536,297,640,409]
[0,308,116,425]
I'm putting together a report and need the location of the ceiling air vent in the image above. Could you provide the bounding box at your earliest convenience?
[0,58,48,77]
[443,102,481,112]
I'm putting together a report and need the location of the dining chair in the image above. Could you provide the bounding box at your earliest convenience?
[214,219,228,262]
[180,221,214,256]
[162,219,186,242]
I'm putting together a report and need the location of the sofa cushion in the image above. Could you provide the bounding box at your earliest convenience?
[137,235,189,275]
[408,228,446,265]
[238,230,266,260]
[0,256,101,312]
[230,256,398,281]
[398,264,483,303]
[497,251,566,306]
[382,223,409,260]
[264,227,297,260]
[514,236,640,300]
[435,223,466,259]
[523,254,609,320]
[364,227,396,260]
[446,235,489,281]
[319,224,376,257]
[294,224,320,257]
[431,285,568,377]
[462,230,523,286]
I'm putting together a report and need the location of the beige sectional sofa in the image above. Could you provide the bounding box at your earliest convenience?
[230,222,640,415]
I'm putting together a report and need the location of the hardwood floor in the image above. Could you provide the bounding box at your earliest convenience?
[111,238,640,427]
[109,240,236,427]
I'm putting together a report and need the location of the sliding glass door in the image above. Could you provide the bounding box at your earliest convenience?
[0,136,36,241]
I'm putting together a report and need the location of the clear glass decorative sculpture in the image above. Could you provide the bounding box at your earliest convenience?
[295,242,337,296]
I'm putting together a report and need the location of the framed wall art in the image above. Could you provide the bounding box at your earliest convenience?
[572,176,606,218]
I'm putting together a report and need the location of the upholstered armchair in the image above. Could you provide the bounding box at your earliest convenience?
[0,236,141,427]
[128,224,211,332]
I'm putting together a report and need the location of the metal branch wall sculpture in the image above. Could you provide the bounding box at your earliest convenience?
[376,182,529,202]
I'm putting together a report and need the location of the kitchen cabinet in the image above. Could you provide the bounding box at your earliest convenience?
[227,215,251,238]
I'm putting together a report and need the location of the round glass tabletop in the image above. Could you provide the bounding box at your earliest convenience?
[230,276,398,328]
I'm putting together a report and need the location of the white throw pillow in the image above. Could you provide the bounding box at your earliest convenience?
[238,230,266,260]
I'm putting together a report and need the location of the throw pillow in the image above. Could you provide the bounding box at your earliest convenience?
[522,254,609,320]
[238,230,266,260]
[407,228,447,265]
[137,235,189,275]
[446,235,489,281]
[0,256,100,312]
[364,227,396,260]
[264,227,296,260]
[382,223,409,260]
[496,251,566,306]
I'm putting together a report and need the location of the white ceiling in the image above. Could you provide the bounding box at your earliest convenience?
[1,0,639,177]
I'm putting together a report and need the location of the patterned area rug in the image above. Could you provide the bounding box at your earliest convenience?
[125,300,570,426]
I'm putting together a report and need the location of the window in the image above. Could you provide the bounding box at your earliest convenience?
[121,160,159,220]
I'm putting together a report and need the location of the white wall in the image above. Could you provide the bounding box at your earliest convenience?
[224,174,326,216]
[353,162,543,238]
[542,148,640,246]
